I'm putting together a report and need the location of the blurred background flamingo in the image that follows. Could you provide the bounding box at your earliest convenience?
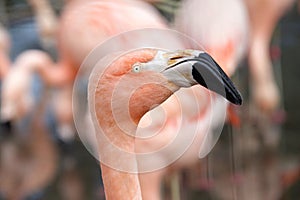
[244,0,295,113]
[0,50,58,200]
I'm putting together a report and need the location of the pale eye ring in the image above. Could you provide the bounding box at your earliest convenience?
[132,63,141,73]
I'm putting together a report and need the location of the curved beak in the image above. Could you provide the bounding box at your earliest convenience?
[161,50,242,105]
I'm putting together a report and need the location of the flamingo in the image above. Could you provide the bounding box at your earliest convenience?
[244,0,294,113]
[88,48,242,199]
[0,50,58,200]
[0,15,58,198]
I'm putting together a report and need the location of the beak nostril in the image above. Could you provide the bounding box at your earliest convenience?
[170,56,185,60]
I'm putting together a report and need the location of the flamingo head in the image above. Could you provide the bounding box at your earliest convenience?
[129,49,242,105]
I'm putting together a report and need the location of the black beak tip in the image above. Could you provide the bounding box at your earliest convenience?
[191,52,243,106]
[229,93,243,105]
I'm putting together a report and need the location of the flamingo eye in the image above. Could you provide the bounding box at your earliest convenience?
[132,63,141,73]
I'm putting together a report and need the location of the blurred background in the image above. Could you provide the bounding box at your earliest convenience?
[0,0,299,199]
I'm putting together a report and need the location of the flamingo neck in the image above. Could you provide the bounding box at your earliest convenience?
[95,102,143,199]
[100,163,142,200]
[94,81,165,199]
[93,79,174,199]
